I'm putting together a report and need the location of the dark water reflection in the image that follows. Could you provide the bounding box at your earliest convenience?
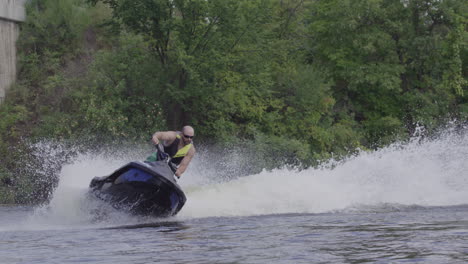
[103,221,189,232]
[1,205,468,263]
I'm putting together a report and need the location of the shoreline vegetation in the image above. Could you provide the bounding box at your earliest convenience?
[0,0,466,204]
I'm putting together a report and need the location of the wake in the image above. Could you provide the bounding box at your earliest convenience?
[11,126,468,229]
[181,127,468,217]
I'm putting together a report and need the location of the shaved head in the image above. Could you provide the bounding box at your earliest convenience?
[182,126,194,136]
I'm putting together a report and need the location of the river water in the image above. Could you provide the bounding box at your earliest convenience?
[1,129,468,263]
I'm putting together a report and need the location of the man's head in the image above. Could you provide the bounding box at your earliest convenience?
[181,125,195,144]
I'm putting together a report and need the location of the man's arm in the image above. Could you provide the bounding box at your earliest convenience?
[175,146,196,178]
[152,131,177,145]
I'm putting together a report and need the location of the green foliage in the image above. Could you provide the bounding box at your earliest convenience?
[12,0,97,136]
[307,0,467,144]
[0,104,29,140]
[0,104,29,203]
[89,0,278,130]
[0,0,103,204]
[1,0,467,204]
[0,167,15,204]
[20,0,91,57]
[252,131,312,169]
[363,116,406,147]
[73,33,167,139]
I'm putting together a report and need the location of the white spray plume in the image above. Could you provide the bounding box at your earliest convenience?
[12,127,468,228]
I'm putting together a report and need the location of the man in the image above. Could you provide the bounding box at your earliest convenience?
[151,125,196,178]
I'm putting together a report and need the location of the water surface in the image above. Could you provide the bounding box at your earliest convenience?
[1,129,468,263]
[2,205,468,263]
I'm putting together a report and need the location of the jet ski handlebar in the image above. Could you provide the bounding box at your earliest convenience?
[155,144,179,176]
[155,143,169,161]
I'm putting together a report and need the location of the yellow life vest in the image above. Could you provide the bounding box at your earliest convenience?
[172,134,193,159]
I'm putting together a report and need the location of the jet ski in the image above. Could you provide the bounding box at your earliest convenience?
[89,145,186,217]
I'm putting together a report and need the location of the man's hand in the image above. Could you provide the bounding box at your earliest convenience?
[152,135,159,145]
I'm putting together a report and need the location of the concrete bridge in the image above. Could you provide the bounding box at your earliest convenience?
[0,0,26,103]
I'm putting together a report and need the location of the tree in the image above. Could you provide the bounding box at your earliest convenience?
[306,0,467,145]
[89,0,276,131]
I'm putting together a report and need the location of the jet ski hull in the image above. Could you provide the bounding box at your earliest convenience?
[89,161,186,217]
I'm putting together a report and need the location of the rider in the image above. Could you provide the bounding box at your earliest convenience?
[150,126,196,178]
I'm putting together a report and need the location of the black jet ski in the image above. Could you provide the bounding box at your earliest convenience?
[89,145,186,217]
